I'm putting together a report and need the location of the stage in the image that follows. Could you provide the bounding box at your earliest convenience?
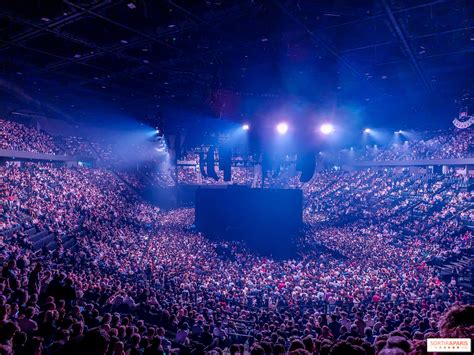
[195,185,302,258]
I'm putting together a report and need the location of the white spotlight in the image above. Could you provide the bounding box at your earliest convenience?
[320,123,335,135]
[276,122,288,135]
[364,128,371,133]
[242,124,250,131]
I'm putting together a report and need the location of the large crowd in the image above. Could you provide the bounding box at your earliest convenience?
[0,119,61,155]
[358,129,473,162]
[0,118,473,354]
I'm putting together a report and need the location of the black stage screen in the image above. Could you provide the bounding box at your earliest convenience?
[195,186,302,258]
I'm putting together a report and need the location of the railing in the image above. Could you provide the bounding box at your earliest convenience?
[344,157,474,167]
[0,148,75,162]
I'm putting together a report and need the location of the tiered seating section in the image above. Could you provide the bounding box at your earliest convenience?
[0,117,472,354]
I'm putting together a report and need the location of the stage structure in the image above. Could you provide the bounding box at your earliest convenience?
[195,186,302,258]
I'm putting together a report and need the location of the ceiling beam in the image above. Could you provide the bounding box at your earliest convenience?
[374,48,474,66]
[34,1,255,76]
[410,25,474,39]
[380,0,431,90]
[0,0,116,51]
[341,25,474,54]
[43,38,149,71]
[272,0,363,79]
[166,0,205,24]
[271,0,386,98]
[321,0,451,31]
[73,2,259,87]
[341,40,395,54]
[0,39,108,72]
[0,12,153,67]
[63,0,180,51]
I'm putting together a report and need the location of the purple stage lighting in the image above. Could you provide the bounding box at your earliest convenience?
[276,122,288,135]
[320,123,335,135]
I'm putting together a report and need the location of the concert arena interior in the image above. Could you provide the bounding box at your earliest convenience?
[0,1,473,354]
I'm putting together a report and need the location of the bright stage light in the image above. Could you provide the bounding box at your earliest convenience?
[320,123,335,135]
[364,128,371,133]
[242,124,250,130]
[276,122,288,135]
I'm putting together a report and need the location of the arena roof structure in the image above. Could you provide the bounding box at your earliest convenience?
[0,0,472,128]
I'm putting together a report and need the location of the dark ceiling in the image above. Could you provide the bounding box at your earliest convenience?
[0,0,472,129]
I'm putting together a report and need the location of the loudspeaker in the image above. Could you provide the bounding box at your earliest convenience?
[199,151,207,177]
[206,146,219,181]
[298,152,315,182]
[219,145,232,182]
